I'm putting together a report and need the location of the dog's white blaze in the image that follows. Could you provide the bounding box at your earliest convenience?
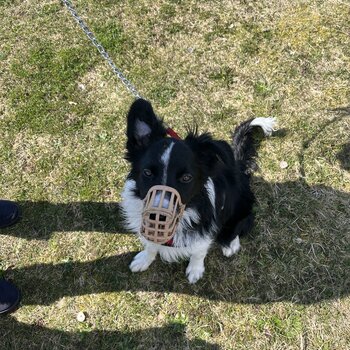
[160,142,175,184]
[250,117,276,136]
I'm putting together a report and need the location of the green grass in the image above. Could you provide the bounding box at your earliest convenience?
[0,0,350,349]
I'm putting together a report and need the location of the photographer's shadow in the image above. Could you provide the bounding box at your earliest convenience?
[2,200,127,240]
[0,318,221,350]
[3,177,350,306]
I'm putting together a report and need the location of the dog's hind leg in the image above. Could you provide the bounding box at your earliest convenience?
[218,214,254,257]
[129,243,158,272]
[222,235,241,257]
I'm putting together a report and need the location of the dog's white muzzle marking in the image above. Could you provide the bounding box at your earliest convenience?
[141,185,185,244]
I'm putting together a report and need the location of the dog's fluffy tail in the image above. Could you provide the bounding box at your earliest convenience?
[232,117,276,173]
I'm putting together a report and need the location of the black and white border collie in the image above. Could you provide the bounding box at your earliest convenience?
[121,99,275,283]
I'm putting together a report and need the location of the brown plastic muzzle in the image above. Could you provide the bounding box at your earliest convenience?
[141,185,185,244]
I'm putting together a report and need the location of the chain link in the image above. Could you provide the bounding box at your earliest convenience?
[61,0,142,99]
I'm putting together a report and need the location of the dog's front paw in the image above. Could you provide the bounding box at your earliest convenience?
[186,262,205,284]
[129,250,156,272]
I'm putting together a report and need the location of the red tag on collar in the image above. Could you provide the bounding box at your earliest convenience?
[162,237,174,247]
[166,127,181,140]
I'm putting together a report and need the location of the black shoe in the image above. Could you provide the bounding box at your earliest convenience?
[0,200,20,229]
[0,279,21,315]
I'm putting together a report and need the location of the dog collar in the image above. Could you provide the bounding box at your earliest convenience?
[162,238,174,246]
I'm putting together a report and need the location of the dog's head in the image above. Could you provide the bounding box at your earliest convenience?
[125,99,223,206]
[126,99,222,243]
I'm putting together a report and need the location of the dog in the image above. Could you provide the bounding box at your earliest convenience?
[121,99,275,283]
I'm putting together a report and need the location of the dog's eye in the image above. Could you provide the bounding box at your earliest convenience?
[180,173,193,183]
[143,169,152,177]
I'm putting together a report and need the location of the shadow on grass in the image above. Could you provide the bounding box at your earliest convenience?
[2,201,128,240]
[332,105,350,172]
[0,318,221,350]
[337,142,350,171]
[1,178,349,305]
[299,106,350,177]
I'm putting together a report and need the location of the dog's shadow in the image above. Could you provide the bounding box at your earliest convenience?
[2,176,349,306]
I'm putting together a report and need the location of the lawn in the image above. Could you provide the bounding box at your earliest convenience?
[0,0,349,349]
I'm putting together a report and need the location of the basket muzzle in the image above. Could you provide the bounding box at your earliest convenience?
[141,185,185,244]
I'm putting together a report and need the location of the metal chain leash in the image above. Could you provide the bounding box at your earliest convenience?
[61,0,142,99]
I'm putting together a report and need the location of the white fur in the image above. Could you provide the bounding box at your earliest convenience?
[222,235,240,257]
[120,179,143,232]
[129,249,157,272]
[160,142,175,184]
[153,236,211,262]
[250,117,276,136]
[205,177,216,210]
[133,231,212,283]
[186,255,206,284]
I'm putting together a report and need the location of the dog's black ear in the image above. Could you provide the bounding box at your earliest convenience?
[185,132,231,177]
[126,99,166,155]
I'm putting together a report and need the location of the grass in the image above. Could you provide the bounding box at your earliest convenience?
[0,0,349,349]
